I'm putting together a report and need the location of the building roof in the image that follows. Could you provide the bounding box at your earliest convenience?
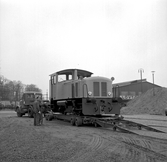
[113,79,147,87]
[113,79,161,88]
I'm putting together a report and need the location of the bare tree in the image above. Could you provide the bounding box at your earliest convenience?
[0,75,42,102]
[0,75,8,100]
[25,84,42,92]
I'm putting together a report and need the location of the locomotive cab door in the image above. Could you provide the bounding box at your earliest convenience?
[72,84,75,98]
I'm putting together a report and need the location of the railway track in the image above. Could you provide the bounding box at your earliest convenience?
[123,115,167,135]
[124,115,167,122]
[95,117,166,135]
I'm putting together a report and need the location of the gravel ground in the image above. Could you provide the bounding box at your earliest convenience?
[1,111,167,162]
[0,117,85,162]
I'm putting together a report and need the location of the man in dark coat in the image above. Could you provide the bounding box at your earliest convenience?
[33,96,41,126]
[39,104,44,125]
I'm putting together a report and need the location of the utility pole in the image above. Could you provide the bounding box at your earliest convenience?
[46,89,48,100]
[138,68,144,94]
[151,71,155,96]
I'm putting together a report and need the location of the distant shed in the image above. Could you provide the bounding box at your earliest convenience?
[113,79,161,100]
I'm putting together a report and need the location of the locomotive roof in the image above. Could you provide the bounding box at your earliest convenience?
[50,69,93,77]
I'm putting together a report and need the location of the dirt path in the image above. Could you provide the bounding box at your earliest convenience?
[0,110,167,162]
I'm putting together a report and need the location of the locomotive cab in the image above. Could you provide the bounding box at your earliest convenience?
[49,69,92,100]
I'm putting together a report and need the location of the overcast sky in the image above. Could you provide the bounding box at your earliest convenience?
[0,0,167,94]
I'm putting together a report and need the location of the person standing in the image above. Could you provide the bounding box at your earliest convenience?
[33,96,41,126]
[39,104,44,125]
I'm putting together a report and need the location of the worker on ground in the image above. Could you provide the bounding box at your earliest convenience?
[39,104,44,125]
[33,96,41,126]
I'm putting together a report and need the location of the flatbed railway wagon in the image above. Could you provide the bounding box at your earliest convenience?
[45,69,166,135]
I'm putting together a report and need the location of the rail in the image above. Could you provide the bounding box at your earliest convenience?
[95,118,165,134]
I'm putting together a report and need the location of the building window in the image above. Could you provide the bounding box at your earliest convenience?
[120,91,128,99]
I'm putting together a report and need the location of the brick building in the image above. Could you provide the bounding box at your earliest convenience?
[113,79,161,100]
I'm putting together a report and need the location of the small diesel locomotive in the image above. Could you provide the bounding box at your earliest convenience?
[49,69,124,117]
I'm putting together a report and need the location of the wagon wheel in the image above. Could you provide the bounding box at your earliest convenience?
[75,117,82,127]
[17,112,22,117]
[28,110,33,118]
[138,125,142,130]
[113,126,117,131]
[45,115,48,120]
[70,117,75,126]
[28,110,31,117]
[113,122,117,131]
[48,115,53,121]
[94,122,98,127]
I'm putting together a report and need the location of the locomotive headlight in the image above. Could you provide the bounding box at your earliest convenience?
[88,91,92,96]
[108,92,112,96]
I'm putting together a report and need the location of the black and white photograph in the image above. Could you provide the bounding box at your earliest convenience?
[0,0,167,162]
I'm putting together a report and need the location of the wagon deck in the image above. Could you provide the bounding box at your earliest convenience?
[45,112,165,135]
